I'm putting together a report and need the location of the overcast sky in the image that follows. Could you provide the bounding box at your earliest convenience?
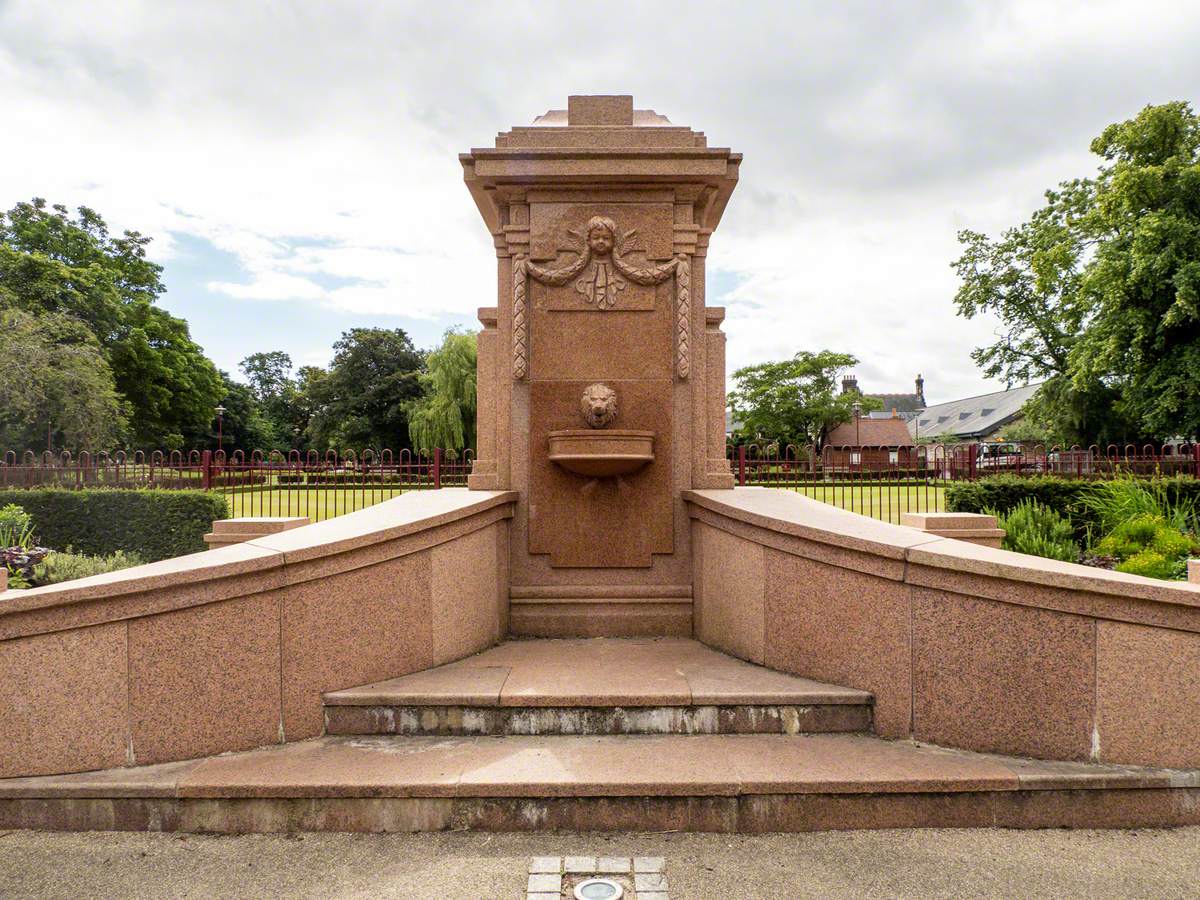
[3,1,1199,404]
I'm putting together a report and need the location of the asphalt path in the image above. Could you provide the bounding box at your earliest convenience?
[3,827,1198,899]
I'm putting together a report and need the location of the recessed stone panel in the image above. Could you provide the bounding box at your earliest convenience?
[529,380,673,567]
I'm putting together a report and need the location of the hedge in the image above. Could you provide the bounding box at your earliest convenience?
[0,489,229,562]
[945,475,1200,540]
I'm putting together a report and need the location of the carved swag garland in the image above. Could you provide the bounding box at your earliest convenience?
[511,216,691,380]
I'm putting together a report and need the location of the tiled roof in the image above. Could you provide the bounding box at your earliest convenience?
[826,417,915,447]
[867,392,925,414]
[910,383,1042,439]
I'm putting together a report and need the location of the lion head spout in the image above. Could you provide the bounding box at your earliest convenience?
[580,383,618,429]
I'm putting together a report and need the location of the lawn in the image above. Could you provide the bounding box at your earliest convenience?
[221,481,946,525]
[224,486,408,521]
[790,482,947,524]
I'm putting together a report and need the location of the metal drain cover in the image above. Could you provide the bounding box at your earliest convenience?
[575,877,624,899]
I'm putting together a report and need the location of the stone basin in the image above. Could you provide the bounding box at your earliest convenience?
[547,429,655,478]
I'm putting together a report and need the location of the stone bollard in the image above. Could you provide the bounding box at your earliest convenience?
[899,512,1006,549]
[1190,559,1199,585]
[204,517,311,550]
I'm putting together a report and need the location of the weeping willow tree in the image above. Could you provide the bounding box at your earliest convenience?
[408,330,477,454]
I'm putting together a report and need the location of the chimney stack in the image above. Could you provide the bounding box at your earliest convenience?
[915,373,925,405]
[841,374,859,395]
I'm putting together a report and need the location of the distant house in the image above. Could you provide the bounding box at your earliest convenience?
[842,374,926,422]
[909,383,1042,442]
[823,414,916,473]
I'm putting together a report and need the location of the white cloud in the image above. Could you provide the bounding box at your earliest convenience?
[2,0,1198,400]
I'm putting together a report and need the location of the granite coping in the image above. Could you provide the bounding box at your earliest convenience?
[322,638,873,708]
[684,488,942,561]
[1,733,1195,800]
[0,490,517,623]
[685,488,1200,608]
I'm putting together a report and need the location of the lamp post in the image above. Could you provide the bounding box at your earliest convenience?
[215,405,226,454]
[851,400,862,472]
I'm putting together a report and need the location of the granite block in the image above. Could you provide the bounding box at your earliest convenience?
[0,622,129,778]
[695,523,765,663]
[430,523,501,665]
[1096,620,1200,769]
[129,592,282,765]
[912,588,1095,760]
[281,552,434,740]
[764,549,912,737]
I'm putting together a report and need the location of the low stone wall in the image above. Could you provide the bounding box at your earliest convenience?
[0,489,516,779]
[685,487,1200,769]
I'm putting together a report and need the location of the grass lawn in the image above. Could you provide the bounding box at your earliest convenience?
[224,486,408,521]
[789,482,947,524]
[221,481,946,526]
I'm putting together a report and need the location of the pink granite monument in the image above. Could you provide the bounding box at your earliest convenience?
[461,95,739,636]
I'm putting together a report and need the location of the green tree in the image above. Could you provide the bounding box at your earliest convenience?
[239,351,305,449]
[953,101,1200,443]
[0,199,223,448]
[212,373,277,452]
[0,309,126,450]
[1072,102,1200,439]
[305,328,424,450]
[728,351,879,446]
[407,330,477,452]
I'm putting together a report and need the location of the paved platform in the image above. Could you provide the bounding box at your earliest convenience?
[323,638,873,736]
[3,731,1198,832]
[323,638,872,708]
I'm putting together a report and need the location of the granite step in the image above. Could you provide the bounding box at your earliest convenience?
[3,733,1199,833]
[323,638,873,736]
[508,588,692,638]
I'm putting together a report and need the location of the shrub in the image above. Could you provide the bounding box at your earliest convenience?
[994,499,1080,562]
[34,549,145,585]
[946,475,1200,541]
[1081,477,1199,535]
[1093,512,1198,575]
[1116,550,1177,580]
[0,503,34,549]
[0,489,229,562]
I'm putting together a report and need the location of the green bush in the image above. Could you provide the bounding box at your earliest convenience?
[0,503,34,549]
[994,498,1080,562]
[0,489,228,562]
[946,475,1200,541]
[34,549,146,585]
[1116,550,1177,580]
[1081,477,1199,535]
[1093,512,1198,576]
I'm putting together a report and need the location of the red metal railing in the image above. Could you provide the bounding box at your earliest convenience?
[726,441,1200,524]
[0,448,474,523]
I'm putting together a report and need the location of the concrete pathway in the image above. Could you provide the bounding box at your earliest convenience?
[3,828,1199,899]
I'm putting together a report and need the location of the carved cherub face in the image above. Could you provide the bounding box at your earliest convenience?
[585,216,616,257]
[580,383,618,429]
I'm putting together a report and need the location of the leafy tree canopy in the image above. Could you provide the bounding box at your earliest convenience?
[953,101,1200,443]
[408,330,477,453]
[0,199,223,448]
[728,350,881,447]
[306,328,424,450]
[0,309,126,450]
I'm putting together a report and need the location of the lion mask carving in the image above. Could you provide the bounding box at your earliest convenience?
[580,383,618,429]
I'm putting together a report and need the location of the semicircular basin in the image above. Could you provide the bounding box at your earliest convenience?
[547,429,655,477]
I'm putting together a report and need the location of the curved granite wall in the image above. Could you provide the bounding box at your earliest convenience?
[685,487,1200,769]
[0,489,516,779]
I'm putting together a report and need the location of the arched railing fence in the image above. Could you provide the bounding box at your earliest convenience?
[725,441,1200,523]
[0,448,475,522]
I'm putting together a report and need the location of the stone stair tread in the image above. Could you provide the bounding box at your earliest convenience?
[323,638,872,708]
[3,733,1194,801]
